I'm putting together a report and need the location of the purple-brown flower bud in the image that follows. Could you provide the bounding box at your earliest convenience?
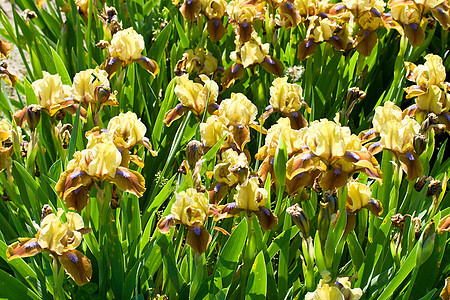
[26,105,41,131]
[413,134,427,155]
[186,140,203,168]
[287,203,309,238]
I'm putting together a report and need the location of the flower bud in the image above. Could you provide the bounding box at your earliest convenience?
[417,220,436,266]
[323,191,338,214]
[40,204,53,220]
[186,140,203,168]
[26,105,41,131]
[94,85,111,104]
[413,134,427,155]
[286,203,309,238]
[318,201,331,247]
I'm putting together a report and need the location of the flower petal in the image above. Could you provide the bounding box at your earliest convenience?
[164,104,189,127]
[186,225,211,255]
[6,238,42,260]
[110,166,146,197]
[58,249,92,286]
[255,206,278,231]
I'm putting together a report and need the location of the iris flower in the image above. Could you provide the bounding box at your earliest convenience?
[264,77,311,129]
[103,27,159,78]
[158,188,212,254]
[0,119,14,172]
[403,54,450,131]
[286,119,382,191]
[222,177,278,231]
[6,209,92,286]
[305,276,362,300]
[164,74,219,126]
[56,123,147,211]
[174,47,219,77]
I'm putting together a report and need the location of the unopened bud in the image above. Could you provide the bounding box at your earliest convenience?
[26,105,41,131]
[323,191,338,214]
[94,85,111,104]
[287,203,309,238]
[318,202,331,246]
[186,140,203,168]
[413,134,427,155]
[41,204,53,220]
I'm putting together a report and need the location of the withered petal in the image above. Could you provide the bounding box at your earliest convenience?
[157,214,176,234]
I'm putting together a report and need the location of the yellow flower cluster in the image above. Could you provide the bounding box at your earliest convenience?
[56,112,154,211]
[404,54,450,131]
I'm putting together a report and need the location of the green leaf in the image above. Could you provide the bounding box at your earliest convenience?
[50,47,71,86]
[213,218,248,290]
[173,16,189,49]
[0,268,40,300]
[246,251,266,300]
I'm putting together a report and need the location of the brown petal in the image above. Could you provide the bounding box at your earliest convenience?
[255,206,278,231]
[286,111,308,129]
[180,0,201,22]
[431,6,449,30]
[0,39,12,59]
[279,1,301,28]
[58,250,92,286]
[186,225,211,255]
[356,29,378,57]
[13,107,28,128]
[103,58,123,78]
[164,104,189,127]
[364,198,383,216]
[230,125,250,151]
[208,182,229,204]
[221,63,245,88]
[238,21,253,43]
[398,151,423,181]
[158,214,176,234]
[297,39,318,61]
[207,18,226,42]
[438,215,450,234]
[140,138,158,156]
[319,168,350,191]
[110,166,146,197]
[285,169,320,195]
[6,238,42,260]
[343,211,356,236]
[404,23,425,47]
[63,183,94,212]
[286,151,319,179]
[136,56,159,76]
[55,168,94,212]
[261,56,285,77]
